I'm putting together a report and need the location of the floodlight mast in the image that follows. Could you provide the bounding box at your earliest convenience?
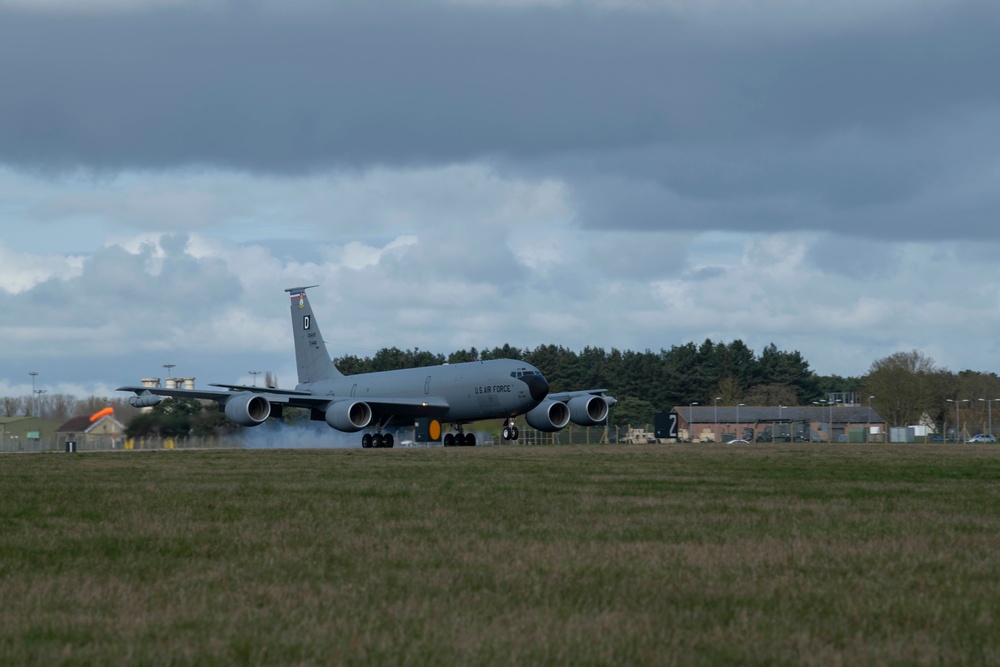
[29,371,38,417]
[689,402,698,442]
[947,398,970,442]
[714,397,721,442]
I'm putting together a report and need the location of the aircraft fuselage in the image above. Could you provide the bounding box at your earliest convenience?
[297,358,543,423]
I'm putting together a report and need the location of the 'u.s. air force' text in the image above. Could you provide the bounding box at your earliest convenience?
[475,384,512,395]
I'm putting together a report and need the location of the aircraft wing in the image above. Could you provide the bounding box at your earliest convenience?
[117,385,451,416]
[207,383,314,396]
[115,385,304,405]
[548,388,614,403]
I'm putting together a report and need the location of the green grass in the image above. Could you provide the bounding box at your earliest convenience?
[2,444,1000,665]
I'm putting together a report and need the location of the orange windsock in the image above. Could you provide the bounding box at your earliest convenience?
[90,407,114,422]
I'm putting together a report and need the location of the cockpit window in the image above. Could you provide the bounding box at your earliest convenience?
[511,370,539,378]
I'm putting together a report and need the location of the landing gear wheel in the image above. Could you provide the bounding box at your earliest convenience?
[384,434,394,448]
[464,433,476,447]
[374,433,386,448]
[443,433,456,447]
[362,433,373,449]
[502,419,520,442]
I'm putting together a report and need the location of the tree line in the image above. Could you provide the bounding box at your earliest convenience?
[1,394,141,424]
[5,342,997,433]
[336,342,1000,431]
[336,340,835,428]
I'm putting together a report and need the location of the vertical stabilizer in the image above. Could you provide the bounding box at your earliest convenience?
[285,286,343,384]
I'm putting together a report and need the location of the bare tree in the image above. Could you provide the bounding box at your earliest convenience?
[714,376,743,406]
[46,394,79,422]
[862,350,941,428]
[740,384,800,407]
[1,396,24,417]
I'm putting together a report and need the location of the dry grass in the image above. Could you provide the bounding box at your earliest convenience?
[1,444,999,665]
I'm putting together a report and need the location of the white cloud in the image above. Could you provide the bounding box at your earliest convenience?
[0,241,84,293]
[2,0,999,396]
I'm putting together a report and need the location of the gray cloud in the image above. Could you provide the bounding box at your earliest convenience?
[3,2,999,244]
[3,1,1000,394]
[3,3,998,169]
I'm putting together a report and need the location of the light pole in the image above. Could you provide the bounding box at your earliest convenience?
[947,399,970,442]
[977,398,1000,437]
[736,403,745,441]
[830,400,836,442]
[714,397,721,442]
[28,371,38,417]
[34,389,47,419]
[867,395,875,443]
[777,405,786,442]
[814,399,839,442]
[689,402,699,442]
[249,371,262,387]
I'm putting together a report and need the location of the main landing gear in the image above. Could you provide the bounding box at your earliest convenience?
[361,432,395,448]
[501,418,520,442]
[444,425,476,447]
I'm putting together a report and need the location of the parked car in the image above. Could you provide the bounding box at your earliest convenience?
[967,434,997,443]
[726,439,750,444]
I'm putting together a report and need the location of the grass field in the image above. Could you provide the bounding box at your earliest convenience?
[2,444,999,665]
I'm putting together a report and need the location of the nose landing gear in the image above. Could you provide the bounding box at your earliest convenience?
[501,418,520,442]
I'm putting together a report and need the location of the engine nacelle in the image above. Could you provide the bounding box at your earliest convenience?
[223,393,271,427]
[525,399,571,432]
[128,392,163,408]
[325,400,372,432]
[568,395,610,426]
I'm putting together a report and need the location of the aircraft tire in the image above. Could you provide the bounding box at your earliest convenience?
[512,427,520,441]
[443,433,456,447]
[362,433,373,449]
[374,433,385,448]
[502,426,512,441]
[385,434,394,448]
[465,433,476,447]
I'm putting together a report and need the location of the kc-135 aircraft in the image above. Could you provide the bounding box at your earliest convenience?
[119,286,616,448]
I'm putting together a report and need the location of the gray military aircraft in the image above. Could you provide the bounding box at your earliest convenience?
[119,286,615,448]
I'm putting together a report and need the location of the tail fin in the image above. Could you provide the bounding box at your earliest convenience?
[285,286,343,384]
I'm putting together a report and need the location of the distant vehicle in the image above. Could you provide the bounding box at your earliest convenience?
[726,439,750,444]
[967,434,997,443]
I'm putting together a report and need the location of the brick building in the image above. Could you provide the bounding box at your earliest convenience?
[673,404,886,443]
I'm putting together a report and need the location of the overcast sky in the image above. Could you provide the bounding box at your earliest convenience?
[2,0,999,399]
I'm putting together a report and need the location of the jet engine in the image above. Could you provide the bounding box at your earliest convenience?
[325,400,373,432]
[128,391,162,408]
[525,399,571,432]
[567,395,610,426]
[223,393,271,426]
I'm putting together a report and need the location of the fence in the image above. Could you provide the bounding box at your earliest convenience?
[0,435,245,453]
[1,425,635,453]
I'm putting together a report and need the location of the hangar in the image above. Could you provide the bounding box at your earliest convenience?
[673,404,886,443]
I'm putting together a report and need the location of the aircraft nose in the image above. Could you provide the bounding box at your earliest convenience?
[523,374,550,402]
